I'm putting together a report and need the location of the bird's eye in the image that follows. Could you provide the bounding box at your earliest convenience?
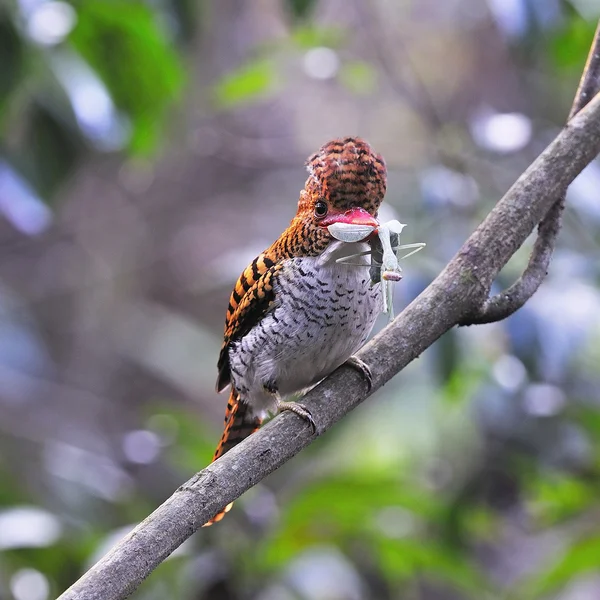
[314,201,328,218]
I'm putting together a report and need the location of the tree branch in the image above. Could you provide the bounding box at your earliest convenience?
[460,21,600,325]
[56,87,600,600]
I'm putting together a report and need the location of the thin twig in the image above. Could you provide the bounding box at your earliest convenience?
[460,21,600,326]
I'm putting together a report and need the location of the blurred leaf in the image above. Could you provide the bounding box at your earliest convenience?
[20,101,82,197]
[0,469,27,506]
[157,407,215,472]
[291,25,345,49]
[575,406,600,439]
[573,406,600,468]
[170,0,199,42]
[257,476,441,570]
[0,12,23,111]
[374,537,491,596]
[461,506,498,540]
[213,59,274,109]
[526,472,596,526]
[522,535,600,597]
[285,0,318,21]
[440,358,487,405]
[436,329,461,385]
[550,15,597,71]
[69,0,184,154]
[2,526,99,596]
[255,475,490,597]
[339,61,377,95]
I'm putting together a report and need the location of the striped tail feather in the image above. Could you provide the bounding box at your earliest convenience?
[203,389,262,526]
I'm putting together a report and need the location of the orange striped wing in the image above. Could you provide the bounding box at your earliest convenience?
[216,253,282,392]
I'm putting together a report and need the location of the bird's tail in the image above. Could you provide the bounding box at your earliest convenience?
[203,389,262,526]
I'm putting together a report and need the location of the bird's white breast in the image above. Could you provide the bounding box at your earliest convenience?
[228,241,380,415]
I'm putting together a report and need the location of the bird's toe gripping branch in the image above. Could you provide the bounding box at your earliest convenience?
[344,355,373,392]
[275,395,317,433]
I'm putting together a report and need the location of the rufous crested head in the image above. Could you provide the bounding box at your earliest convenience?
[298,137,387,220]
[268,137,387,259]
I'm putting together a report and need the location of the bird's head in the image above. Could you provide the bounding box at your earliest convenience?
[269,138,387,259]
[293,137,387,250]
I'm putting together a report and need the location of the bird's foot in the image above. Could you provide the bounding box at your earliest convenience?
[344,355,373,392]
[276,397,316,433]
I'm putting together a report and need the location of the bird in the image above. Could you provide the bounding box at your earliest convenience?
[204,137,387,525]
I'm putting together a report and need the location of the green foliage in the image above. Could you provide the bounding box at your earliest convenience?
[522,535,600,598]
[213,60,274,109]
[527,472,596,526]
[439,358,488,405]
[550,15,598,71]
[0,0,187,201]
[261,476,440,566]
[374,537,489,596]
[249,474,493,595]
[285,0,319,21]
[0,11,24,114]
[291,25,345,48]
[340,61,378,95]
[69,0,184,154]
[210,21,352,110]
[159,407,216,471]
[22,102,83,197]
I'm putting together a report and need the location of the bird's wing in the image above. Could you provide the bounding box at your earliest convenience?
[216,253,282,392]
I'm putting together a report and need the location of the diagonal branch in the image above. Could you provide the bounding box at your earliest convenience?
[460,20,600,326]
[57,88,600,600]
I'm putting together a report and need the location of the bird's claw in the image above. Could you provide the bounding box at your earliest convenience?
[344,356,373,392]
[276,399,316,433]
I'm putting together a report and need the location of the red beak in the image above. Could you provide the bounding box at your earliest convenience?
[319,207,379,228]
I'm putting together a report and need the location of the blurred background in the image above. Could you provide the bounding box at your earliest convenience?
[1,0,600,599]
